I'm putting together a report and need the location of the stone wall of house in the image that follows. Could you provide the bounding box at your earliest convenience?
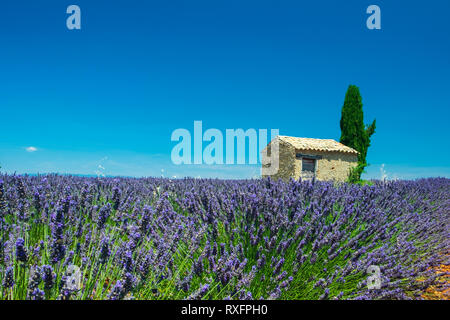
[261,139,297,181]
[262,139,358,182]
[295,150,358,182]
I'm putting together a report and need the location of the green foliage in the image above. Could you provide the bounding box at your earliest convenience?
[339,85,376,182]
[348,163,366,183]
[354,179,375,186]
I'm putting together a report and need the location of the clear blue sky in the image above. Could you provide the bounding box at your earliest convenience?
[1,0,449,179]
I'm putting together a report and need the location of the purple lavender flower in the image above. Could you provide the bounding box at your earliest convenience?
[97,203,111,229]
[3,266,14,288]
[112,186,121,211]
[99,236,111,265]
[30,288,45,300]
[108,280,126,300]
[15,238,28,263]
[42,265,55,290]
[123,272,136,293]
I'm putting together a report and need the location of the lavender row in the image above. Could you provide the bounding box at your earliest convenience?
[0,174,448,299]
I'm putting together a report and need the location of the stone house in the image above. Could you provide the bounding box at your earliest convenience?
[261,135,358,182]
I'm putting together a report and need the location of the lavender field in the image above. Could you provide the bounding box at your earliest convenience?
[0,174,448,300]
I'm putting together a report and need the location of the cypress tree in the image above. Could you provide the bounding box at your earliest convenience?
[339,85,376,182]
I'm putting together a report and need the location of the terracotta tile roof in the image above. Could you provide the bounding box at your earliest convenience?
[278,135,358,154]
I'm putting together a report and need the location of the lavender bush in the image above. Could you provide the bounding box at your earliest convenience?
[0,174,448,300]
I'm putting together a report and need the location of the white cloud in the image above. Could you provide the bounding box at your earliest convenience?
[25,146,37,152]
